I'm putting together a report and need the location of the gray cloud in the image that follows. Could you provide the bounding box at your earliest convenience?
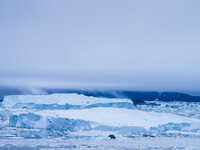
[0,0,200,91]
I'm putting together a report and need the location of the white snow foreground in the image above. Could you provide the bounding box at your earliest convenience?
[0,137,200,150]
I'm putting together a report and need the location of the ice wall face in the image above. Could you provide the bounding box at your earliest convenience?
[2,94,133,108]
[0,93,200,138]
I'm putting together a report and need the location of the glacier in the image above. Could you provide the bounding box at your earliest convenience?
[1,93,200,149]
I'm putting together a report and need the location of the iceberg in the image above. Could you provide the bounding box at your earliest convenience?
[0,93,200,138]
[21,108,199,130]
[2,94,132,108]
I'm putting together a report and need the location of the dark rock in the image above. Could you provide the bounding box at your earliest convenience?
[108,134,116,139]
[1,86,200,104]
[0,96,3,102]
[142,134,156,138]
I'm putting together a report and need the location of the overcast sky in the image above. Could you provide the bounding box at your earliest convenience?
[0,0,200,91]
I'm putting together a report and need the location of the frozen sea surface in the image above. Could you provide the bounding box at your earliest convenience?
[0,93,200,149]
[0,137,200,150]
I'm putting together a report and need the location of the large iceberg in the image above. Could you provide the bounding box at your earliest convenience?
[2,94,132,108]
[1,93,200,138]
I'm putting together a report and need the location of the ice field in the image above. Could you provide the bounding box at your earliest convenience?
[0,93,200,149]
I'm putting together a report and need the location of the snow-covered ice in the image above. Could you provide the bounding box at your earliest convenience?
[9,107,199,130]
[0,137,200,150]
[2,94,132,108]
[0,93,200,149]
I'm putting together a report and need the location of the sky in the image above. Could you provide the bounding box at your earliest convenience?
[0,0,200,91]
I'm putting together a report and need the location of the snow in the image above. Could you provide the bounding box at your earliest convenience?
[10,107,200,130]
[2,94,132,108]
[0,137,200,150]
[137,101,200,119]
